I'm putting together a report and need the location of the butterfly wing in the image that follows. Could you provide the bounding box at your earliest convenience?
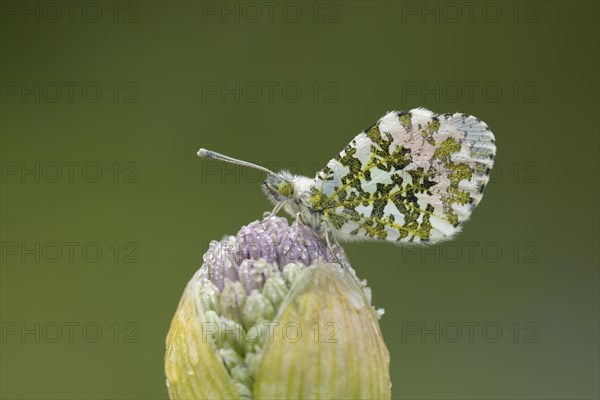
[308,108,496,243]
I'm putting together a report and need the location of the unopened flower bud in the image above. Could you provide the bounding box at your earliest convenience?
[165,217,390,399]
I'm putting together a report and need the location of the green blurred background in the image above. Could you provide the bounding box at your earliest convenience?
[1,1,598,399]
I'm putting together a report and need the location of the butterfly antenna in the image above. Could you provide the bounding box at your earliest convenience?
[197,148,279,176]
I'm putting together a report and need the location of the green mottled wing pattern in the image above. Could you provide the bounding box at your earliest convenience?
[308,108,496,243]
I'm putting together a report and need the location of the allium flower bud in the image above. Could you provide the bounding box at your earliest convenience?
[165,217,390,399]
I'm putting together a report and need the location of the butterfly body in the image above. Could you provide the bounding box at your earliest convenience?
[262,171,321,230]
[200,107,496,245]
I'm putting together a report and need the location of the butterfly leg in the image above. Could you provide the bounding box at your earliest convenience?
[322,223,345,268]
[262,202,285,221]
[292,212,307,236]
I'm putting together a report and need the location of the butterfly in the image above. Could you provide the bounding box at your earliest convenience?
[198,107,496,244]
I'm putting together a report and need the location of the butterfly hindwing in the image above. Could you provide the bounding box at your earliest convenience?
[308,108,496,243]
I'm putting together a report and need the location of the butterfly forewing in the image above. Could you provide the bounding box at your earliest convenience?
[308,108,496,243]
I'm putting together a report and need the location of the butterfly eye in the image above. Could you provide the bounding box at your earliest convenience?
[277,181,293,197]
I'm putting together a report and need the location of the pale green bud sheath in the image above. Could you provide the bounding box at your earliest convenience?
[164,217,391,399]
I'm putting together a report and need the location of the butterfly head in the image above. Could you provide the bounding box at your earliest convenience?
[262,171,296,204]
